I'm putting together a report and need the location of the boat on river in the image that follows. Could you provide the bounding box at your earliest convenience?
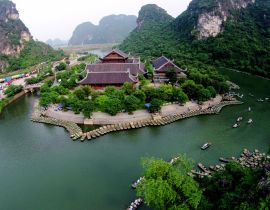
[219,157,230,163]
[127,198,143,210]
[201,143,211,150]
[237,117,243,122]
[265,98,269,101]
[233,123,239,128]
[257,98,264,102]
[248,107,251,112]
[131,177,145,189]
[248,119,253,124]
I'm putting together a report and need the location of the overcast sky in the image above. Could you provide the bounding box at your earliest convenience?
[13,0,192,42]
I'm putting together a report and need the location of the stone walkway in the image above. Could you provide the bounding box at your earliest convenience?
[45,95,223,125]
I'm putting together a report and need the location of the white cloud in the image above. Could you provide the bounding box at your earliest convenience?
[13,0,191,41]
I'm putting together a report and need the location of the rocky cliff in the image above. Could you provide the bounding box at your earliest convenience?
[120,0,270,78]
[0,0,31,55]
[68,15,137,46]
[176,0,256,39]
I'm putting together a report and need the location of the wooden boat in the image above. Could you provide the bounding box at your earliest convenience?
[201,143,211,150]
[127,198,143,210]
[198,163,209,173]
[237,117,243,122]
[169,156,180,165]
[233,123,239,128]
[219,157,229,163]
[131,177,145,189]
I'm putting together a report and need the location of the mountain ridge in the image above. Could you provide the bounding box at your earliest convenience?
[69,14,137,46]
[0,0,64,73]
[120,0,270,78]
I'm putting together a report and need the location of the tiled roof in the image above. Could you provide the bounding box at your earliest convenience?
[153,56,170,69]
[87,63,145,75]
[79,71,137,85]
[103,49,129,59]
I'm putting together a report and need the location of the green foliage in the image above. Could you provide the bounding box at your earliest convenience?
[4,84,22,97]
[124,95,141,113]
[207,86,217,98]
[25,64,53,85]
[6,40,64,72]
[177,90,189,104]
[0,97,10,113]
[77,54,97,63]
[137,156,202,210]
[181,80,199,99]
[120,0,270,78]
[123,82,134,95]
[197,88,211,102]
[198,161,270,210]
[104,98,123,116]
[149,98,163,113]
[55,62,67,71]
[166,68,178,84]
[132,90,146,105]
[82,100,94,118]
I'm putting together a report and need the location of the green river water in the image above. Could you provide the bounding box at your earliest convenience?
[0,70,269,210]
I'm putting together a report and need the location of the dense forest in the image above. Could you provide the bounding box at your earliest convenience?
[120,0,270,78]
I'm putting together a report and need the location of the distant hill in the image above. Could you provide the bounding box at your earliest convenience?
[46,38,68,47]
[0,0,64,72]
[120,1,270,78]
[68,14,137,46]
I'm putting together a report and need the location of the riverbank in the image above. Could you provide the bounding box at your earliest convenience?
[0,91,26,114]
[219,67,270,81]
[32,96,243,141]
[45,95,224,125]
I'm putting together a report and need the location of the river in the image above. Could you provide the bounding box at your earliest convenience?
[0,70,269,210]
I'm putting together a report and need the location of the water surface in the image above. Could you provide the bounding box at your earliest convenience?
[0,70,269,210]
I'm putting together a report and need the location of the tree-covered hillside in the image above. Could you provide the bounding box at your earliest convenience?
[1,40,64,72]
[120,0,270,78]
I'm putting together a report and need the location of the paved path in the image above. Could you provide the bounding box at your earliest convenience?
[45,95,223,125]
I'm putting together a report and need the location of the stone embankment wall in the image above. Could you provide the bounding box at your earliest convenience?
[32,99,243,141]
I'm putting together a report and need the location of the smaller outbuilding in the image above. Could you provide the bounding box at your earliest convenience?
[153,56,186,83]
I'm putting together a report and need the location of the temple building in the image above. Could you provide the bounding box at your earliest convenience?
[79,49,145,88]
[153,56,186,83]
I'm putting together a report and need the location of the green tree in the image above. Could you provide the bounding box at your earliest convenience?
[181,80,199,99]
[95,95,109,111]
[197,88,211,102]
[4,85,23,97]
[123,82,134,95]
[137,156,202,210]
[124,95,141,113]
[132,90,146,104]
[55,62,67,71]
[105,98,123,115]
[177,90,189,104]
[149,98,163,113]
[82,101,94,118]
[207,86,217,98]
[166,68,178,84]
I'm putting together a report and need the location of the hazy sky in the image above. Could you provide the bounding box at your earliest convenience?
[13,0,192,42]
